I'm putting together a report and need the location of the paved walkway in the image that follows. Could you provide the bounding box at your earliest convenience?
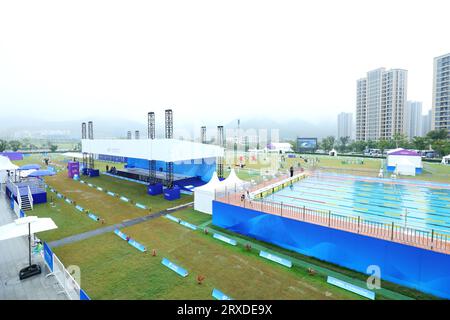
[0,186,66,300]
[48,202,194,248]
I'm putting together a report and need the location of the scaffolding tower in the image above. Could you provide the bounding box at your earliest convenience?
[148,112,156,184]
[165,109,174,188]
[81,122,88,170]
[217,125,225,179]
[87,121,95,169]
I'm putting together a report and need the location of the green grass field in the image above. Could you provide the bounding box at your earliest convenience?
[53,215,362,300]
[32,194,100,243]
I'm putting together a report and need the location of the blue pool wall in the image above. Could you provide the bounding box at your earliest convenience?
[212,200,450,299]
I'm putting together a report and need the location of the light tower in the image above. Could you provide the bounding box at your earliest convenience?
[135,130,140,140]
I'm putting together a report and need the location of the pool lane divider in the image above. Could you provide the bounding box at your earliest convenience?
[161,258,188,277]
[259,251,292,268]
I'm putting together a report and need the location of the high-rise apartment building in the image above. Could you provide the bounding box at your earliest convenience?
[405,101,423,139]
[337,112,353,140]
[432,53,450,137]
[356,68,407,141]
[422,109,432,136]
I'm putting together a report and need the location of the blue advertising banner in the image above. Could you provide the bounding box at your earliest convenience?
[161,258,188,277]
[75,205,84,212]
[128,239,146,252]
[43,242,53,272]
[80,289,91,300]
[114,229,128,241]
[165,214,180,223]
[180,221,197,230]
[88,213,99,221]
[96,187,103,191]
[135,203,147,209]
[120,196,129,202]
[56,193,63,199]
[259,251,292,268]
[212,288,232,300]
[107,191,115,197]
[213,233,237,246]
[327,276,375,300]
[65,198,72,204]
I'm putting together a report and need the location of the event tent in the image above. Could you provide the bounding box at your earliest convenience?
[193,172,222,214]
[0,155,18,183]
[387,148,422,176]
[194,169,248,215]
[442,155,450,165]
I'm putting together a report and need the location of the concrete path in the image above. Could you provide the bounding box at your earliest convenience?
[48,202,193,248]
[0,186,66,300]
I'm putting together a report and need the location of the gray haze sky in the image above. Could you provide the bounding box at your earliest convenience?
[1,0,449,126]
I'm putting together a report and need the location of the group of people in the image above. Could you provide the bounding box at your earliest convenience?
[106,165,118,174]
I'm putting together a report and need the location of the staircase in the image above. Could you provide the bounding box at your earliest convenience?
[17,186,34,211]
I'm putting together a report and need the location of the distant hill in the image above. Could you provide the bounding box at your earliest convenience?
[0,114,336,141]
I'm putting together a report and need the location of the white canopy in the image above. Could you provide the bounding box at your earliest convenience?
[394,158,416,176]
[194,171,223,192]
[62,152,83,159]
[0,155,18,171]
[222,168,247,191]
[0,216,58,241]
[82,138,224,162]
[442,155,450,164]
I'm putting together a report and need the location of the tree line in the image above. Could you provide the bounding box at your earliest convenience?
[318,129,450,156]
[0,139,59,153]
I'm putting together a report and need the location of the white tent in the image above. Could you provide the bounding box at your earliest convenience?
[0,155,19,183]
[395,158,416,176]
[222,168,247,192]
[193,172,223,215]
[442,155,450,165]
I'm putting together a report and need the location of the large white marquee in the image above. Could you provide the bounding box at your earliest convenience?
[81,139,224,162]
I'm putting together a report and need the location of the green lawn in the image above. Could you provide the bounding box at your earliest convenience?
[80,174,193,211]
[53,216,362,300]
[32,195,100,243]
[170,207,211,226]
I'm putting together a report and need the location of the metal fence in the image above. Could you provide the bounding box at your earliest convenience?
[216,192,450,255]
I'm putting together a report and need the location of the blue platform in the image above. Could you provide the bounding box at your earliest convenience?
[147,183,163,195]
[164,186,181,201]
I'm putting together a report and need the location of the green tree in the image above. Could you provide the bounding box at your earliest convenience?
[376,139,391,154]
[320,136,336,152]
[349,140,366,152]
[426,129,448,141]
[50,144,58,152]
[392,133,408,148]
[431,139,450,157]
[411,136,429,151]
[338,136,350,153]
[8,140,21,151]
[0,139,8,152]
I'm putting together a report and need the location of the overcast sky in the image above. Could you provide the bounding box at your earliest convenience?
[1,0,449,126]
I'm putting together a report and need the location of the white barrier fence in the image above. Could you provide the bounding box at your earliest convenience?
[41,247,88,300]
[52,254,81,300]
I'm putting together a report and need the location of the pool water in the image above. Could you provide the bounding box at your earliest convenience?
[265,172,450,233]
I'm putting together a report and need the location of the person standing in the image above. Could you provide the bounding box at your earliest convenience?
[289,166,294,177]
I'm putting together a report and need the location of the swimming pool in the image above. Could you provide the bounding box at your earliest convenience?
[264,172,450,234]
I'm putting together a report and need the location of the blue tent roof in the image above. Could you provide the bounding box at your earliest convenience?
[19,164,40,170]
[27,170,55,177]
